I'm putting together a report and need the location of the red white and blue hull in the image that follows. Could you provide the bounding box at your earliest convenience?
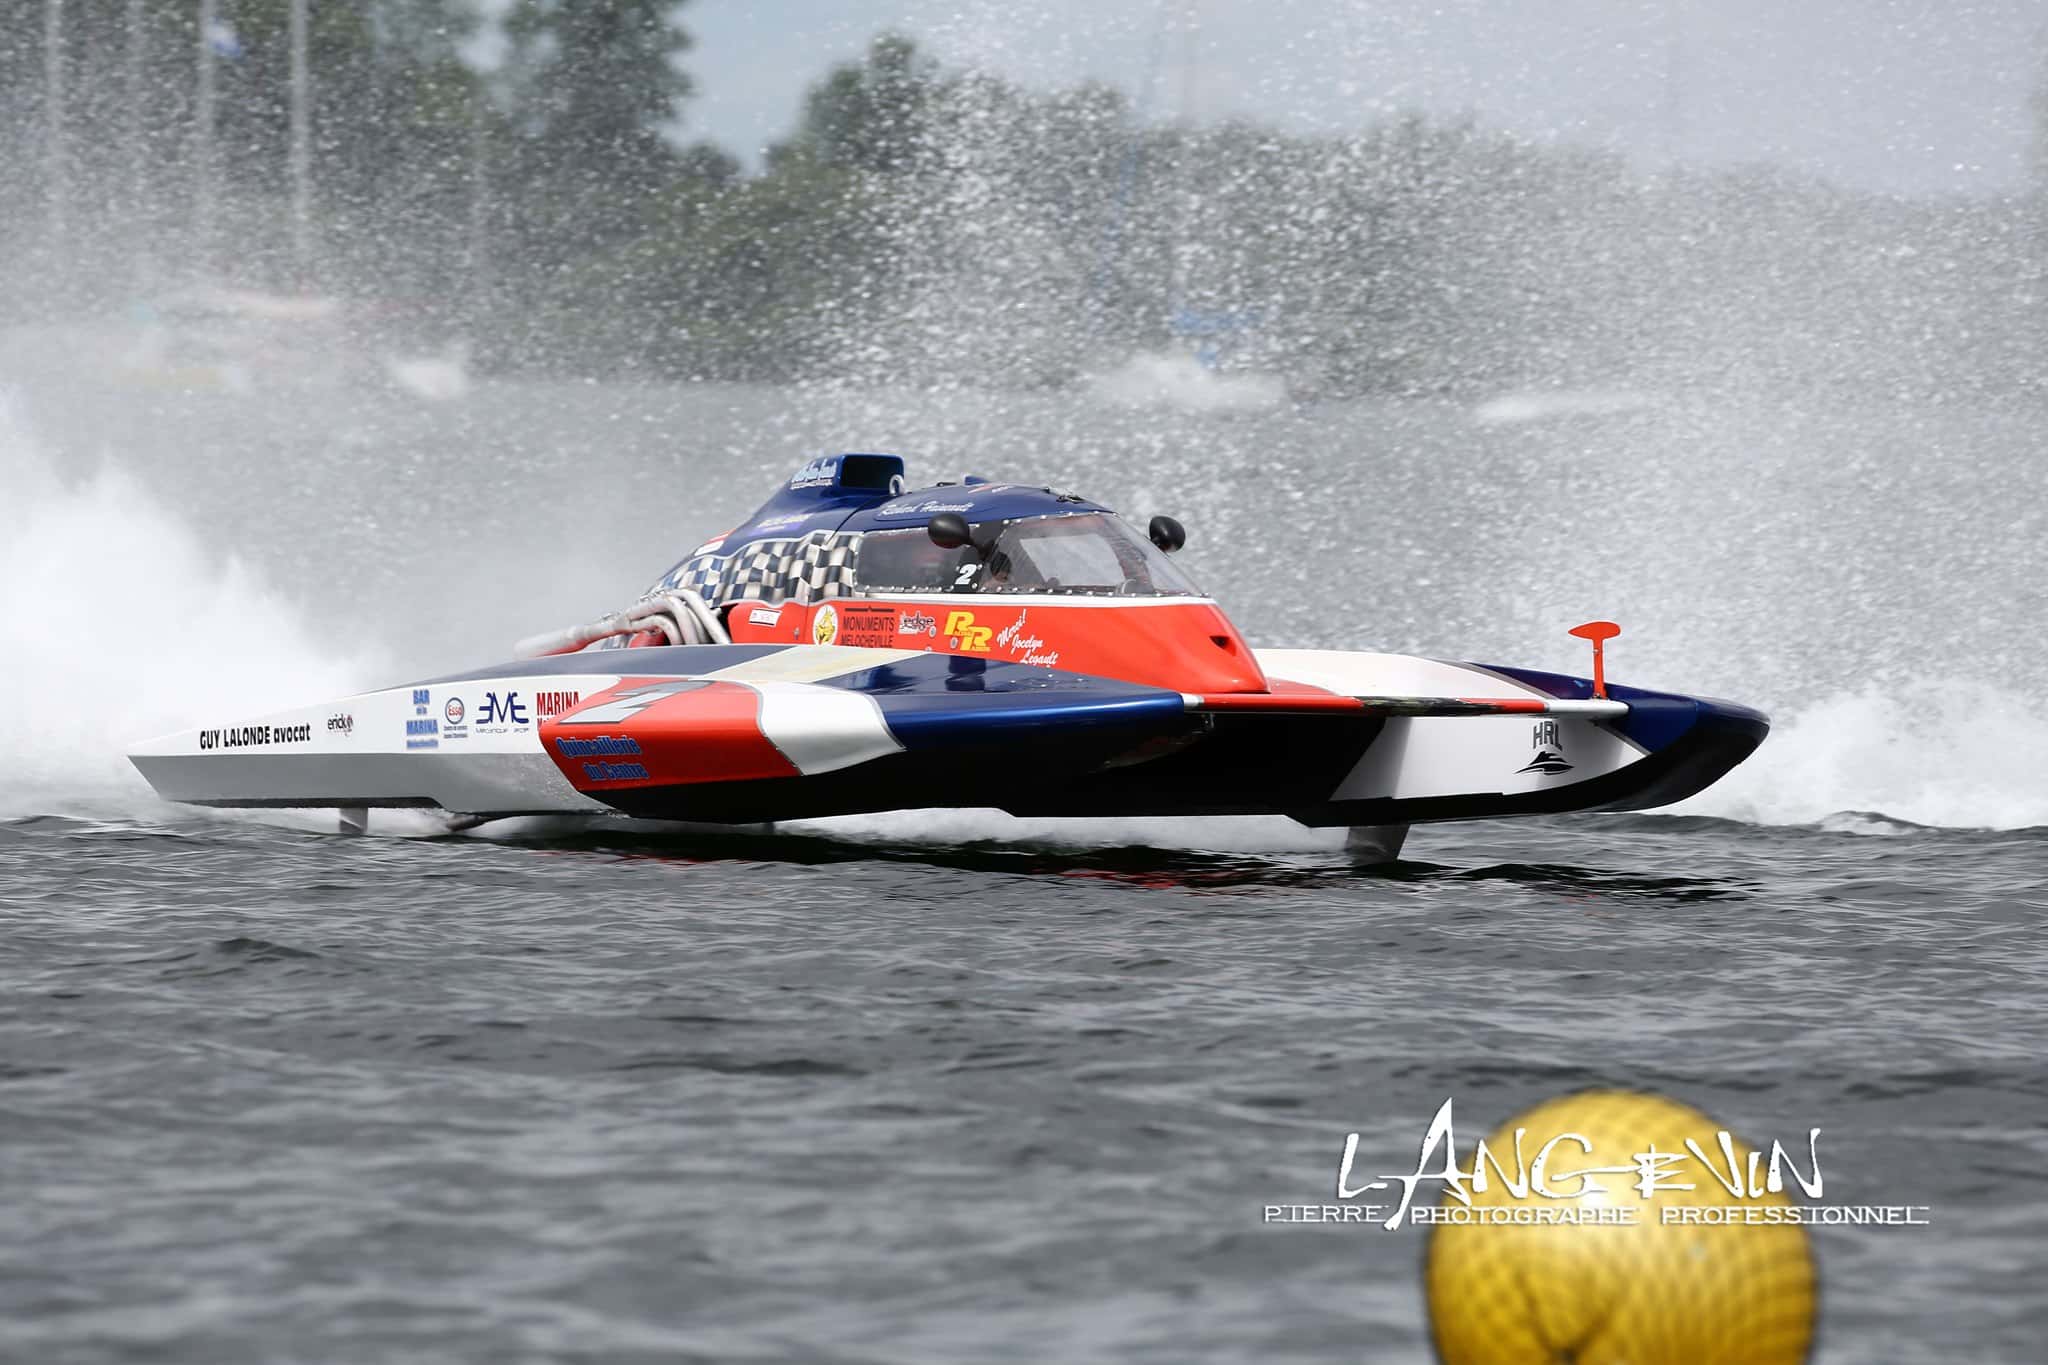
[129,644,1767,830]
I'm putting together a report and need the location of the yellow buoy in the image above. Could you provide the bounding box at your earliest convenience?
[1426,1090,1817,1364]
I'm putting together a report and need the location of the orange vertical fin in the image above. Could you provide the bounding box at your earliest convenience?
[1568,621,1622,699]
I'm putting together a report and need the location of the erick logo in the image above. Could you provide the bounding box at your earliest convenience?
[944,610,993,652]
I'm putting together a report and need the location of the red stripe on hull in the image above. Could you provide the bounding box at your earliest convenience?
[541,679,800,792]
[1189,692,1366,712]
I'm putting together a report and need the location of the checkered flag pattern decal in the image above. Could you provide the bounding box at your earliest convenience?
[655,531,861,608]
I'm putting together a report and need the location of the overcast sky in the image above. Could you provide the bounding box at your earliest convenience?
[682,0,2045,195]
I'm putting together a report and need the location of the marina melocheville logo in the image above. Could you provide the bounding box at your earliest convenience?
[1264,1098,1931,1230]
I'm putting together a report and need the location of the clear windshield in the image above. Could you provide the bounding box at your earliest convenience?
[856,513,1202,596]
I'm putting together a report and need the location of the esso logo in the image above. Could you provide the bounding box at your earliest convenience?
[444,697,465,725]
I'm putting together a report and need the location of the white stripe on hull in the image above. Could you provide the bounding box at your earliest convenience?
[752,681,905,775]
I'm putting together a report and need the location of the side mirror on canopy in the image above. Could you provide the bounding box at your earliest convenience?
[927,512,972,549]
[1148,515,1187,553]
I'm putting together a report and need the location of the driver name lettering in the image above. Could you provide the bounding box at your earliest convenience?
[995,611,1032,650]
[996,610,1060,669]
[879,499,973,517]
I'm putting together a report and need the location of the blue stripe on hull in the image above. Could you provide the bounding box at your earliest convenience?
[803,653,1190,749]
[874,689,1189,749]
[1470,662,1768,755]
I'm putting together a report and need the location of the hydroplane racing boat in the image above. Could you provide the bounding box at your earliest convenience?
[129,454,1767,857]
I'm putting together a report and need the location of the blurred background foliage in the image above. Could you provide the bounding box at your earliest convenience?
[2,1,2045,399]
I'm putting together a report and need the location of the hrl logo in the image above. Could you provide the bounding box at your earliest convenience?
[1519,718,1573,775]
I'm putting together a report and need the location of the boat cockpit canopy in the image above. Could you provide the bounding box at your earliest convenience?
[855,512,1202,597]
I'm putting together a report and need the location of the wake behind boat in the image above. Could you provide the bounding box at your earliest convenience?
[129,454,1766,855]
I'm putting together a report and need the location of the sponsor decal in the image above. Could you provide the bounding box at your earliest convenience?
[752,512,812,532]
[401,688,439,748]
[944,609,994,652]
[474,691,530,733]
[1262,1097,1928,1233]
[443,697,465,726]
[326,713,354,736]
[900,610,938,638]
[554,735,643,759]
[199,723,314,751]
[788,456,840,489]
[1518,719,1573,775]
[812,603,839,645]
[995,609,1060,669]
[691,536,728,555]
[838,604,900,648]
[877,498,974,518]
[581,760,651,782]
[748,606,782,627]
[534,691,581,720]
